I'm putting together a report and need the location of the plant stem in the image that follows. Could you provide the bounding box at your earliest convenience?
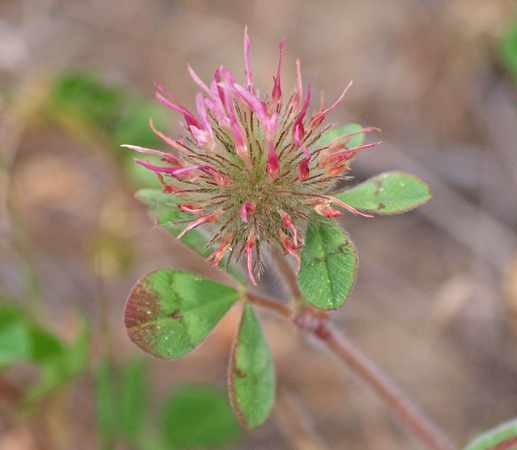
[247,256,454,450]
[246,292,292,318]
[312,322,453,450]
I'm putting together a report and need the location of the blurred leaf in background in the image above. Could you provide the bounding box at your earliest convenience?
[162,384,244,449]
[46,71,170,188]
[96,358,244,449]
[0,301,90,412]
[500,17,517,83]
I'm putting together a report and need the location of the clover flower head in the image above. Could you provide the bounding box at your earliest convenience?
[124,28,380,285]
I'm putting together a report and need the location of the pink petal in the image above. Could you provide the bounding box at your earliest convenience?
[313,203,343,219]
[189,125,212,148]
[178,203,205,214]
[204,166,232,187]
[267,141,280,180]
[156,173,182,194]
[272,39,285,107]
[297,159,310,181]
[233,84,278,141]
[240,201,256,223]
[187,64,211,95]
[279,210,299,246]
[245,231,257,285]
[155,83,202,130]
[206,233,233,267]
[149,118,188,154]
[244,27,254,92]
[292,84,311,142]
[194,92,214,142]
[323,195,374,218]
[222,71,249,164]
[121,144,184,166]
[288,57,303,115]
[279,230,301,272]
[307,80,353,131]
[326,126,381,148]
[177,209,223,239]
[320,141,381,167]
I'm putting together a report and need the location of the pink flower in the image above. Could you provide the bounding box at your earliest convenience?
[127,28,380,285]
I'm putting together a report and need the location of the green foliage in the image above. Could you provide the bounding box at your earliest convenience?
[229,303,275,429]
[124,269,239,359]
[136,189,246,283]
[50,72,122,132]
[0,302,90,409]
[96,357,243,449]
[335,171,432,214]
[96,357,148,448]
[0,305,32,366]
[48,71,168,188]
[464,418,517,450]
[24,318,89,408]
[162,385,243,448]
[500,18,517,83]
[97,358,117,448]
[298,218,358,310]
[120,358,147,440]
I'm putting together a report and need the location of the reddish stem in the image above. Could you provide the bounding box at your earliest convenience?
[246,292,454,450]
[312,320,453,450]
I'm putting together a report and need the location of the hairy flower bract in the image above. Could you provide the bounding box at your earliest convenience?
[124,29,380,284]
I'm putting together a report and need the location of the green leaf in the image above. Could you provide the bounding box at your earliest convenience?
[96,357,117,449]
[464,417,517,450]
[124,270,239,359]
[229,303,275,429]
[28,326,65,364]
[50,72,122,133]
[136,189,246,283]
[500,19,517,83]
[319,123,366,148]
[120,358,147,440]
[298,218,358,310]
[0,305,32,367]
[334,171,432,214]
[24,319,90,407]
[162,384,243,447]
[114,103,168,149]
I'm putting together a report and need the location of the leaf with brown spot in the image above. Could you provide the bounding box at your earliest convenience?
[124,270,239,359]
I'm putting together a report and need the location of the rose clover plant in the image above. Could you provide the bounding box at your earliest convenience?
[123,28,436,437]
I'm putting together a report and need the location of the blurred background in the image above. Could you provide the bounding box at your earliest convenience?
[1,0,517,448]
